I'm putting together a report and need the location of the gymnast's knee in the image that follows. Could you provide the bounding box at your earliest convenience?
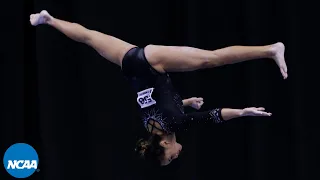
[197,58,212,69]
[199,52,220,69]
[83,30,99,44]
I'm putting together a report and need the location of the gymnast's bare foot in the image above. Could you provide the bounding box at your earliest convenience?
[30,10,53,26]
[270,42,288,79]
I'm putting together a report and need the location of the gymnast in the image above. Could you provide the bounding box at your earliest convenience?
[30,10,287,166]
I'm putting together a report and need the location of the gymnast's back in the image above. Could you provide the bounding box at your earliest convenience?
[121,47,184,133]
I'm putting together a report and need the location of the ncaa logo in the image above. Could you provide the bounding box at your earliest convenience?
[3,143,39,178]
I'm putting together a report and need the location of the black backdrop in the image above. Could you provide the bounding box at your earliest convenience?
[0,0,316,179]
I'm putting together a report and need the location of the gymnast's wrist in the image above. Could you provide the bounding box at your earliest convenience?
[46,16,56,26]
[182,99,192,106]
[239,109,246,117]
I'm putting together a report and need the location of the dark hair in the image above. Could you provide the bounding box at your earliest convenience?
[135,134,165,166]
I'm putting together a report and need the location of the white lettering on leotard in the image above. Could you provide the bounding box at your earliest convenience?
[137,88,156,109]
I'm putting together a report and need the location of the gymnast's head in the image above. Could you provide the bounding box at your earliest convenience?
[135,133,182,166]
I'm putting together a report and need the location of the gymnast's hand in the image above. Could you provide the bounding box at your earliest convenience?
[241,107,272,117]
[30,10,53,26]
[182,97,204,110]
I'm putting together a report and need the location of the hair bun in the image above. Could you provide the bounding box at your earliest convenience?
[135,138,149,157]
[134,135,165,165]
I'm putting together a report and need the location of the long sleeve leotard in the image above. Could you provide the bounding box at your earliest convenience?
[122,47,224,134]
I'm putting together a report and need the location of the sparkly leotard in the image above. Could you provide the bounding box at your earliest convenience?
[122,47,224,133]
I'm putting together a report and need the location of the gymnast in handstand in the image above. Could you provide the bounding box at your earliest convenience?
[30,10,287,166]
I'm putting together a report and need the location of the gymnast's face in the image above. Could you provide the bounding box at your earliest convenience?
[159,137,182,166]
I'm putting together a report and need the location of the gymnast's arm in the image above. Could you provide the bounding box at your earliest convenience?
[181,108,245,124]
[221,108,244,121]
[182,107,271,122]
[182,99,192,106]
[171,107,271,131]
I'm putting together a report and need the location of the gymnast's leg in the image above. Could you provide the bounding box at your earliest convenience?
[29,10,136,67]
[145,43,288,79]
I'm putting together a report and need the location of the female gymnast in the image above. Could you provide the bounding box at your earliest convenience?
[30,10,287,166]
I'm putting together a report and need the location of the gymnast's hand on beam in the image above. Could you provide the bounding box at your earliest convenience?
[241,107,272,117]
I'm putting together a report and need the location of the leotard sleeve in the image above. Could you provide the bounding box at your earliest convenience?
[167,108,225,132]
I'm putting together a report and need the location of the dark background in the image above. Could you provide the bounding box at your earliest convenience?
[0,0,317,179]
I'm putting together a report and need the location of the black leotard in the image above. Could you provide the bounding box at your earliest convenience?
[122,47,224,133]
